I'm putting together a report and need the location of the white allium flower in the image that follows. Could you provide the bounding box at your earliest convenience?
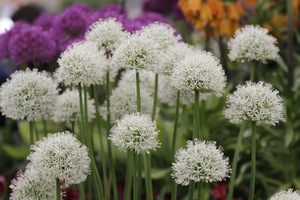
[100,78,156,123]
[171,50,226,96]
[270,188,300,200]
[10,169,57,200]
[223,81,285,125]
[0,69,58,121]
[172,139,231,186]
[228,25,279,64]
[27,131,91,187]
[52,89,95,123]
[111,33,160,71]
[56,41,109,86]
[109,113,160,154]
[85,18,129,53]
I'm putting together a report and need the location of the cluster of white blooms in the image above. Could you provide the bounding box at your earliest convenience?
[52,89,95,123]
[0,69,58,121]
[224,81,285,125]
[172,50,226,96]
[10,169,57,200]
[56,41,109,86]
[27,131,90,187]
[101,70,158,123]
[85,18,129,53]
[228,25,279,63]
[172,139,231,186]
[270,188,300,200]
[109,113,160,154]
[111,33,160,71]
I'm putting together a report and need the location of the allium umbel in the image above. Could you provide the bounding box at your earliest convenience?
[228,25,279,63]
[172,50,226,96]
[27,131,90,187]
[0,69,58,121]
[223,81,285,125]
[172,139,231,185]
[109,113,160,154]
[270,188,300,200]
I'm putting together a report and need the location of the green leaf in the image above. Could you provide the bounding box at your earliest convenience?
[285,128,294,147]
[2,144,30,159]
[151,168,171,180]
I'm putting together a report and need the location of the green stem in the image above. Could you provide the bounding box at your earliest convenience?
[124,150,134,200]
[133,153,138,200]
[79,183,85,200]
[248,121,256,200]
[171,180,177,200]
[106,72,118,200]
[33,122,39,141]
[151,73,158,121]
[193,91,200,139]
[171,90,180,156]
[198,182,204,200]
[71,121,75,134]
[188,180,195,200]
[29,121,34,145]
[94,85,109,200]
[56,178,61,200]
[227,121,247,200]
[200,101,206,140]
[177,105,187,150]
[137,154,142,199]
[136,71,141,112]
[144,154,153,200]
[42,119,48,135]
[250,62,256,82]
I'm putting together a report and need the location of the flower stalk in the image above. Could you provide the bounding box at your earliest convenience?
[249,121,256,200]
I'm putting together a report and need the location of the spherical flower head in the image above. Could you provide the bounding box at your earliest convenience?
[100,71,157,123]
[0,69,58,121]
[27,131,91,187]
[111,32,160,71]
[33,13,56,30]
[109,113,160,154]
[172,50,226,96]
[86,18,129,53]
[10,169,57,200]
[56,41,108,86]
[228,25,279,64]
[8,25,57,66]
[52,89,95,123]
[223,81,285,125]
[270,188,300,200]
[172,139,231,185]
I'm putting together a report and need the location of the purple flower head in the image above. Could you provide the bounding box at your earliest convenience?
[51,3,93,52]
[135,12,172,27]
[143,0,177,14]
[8,25,57,66]
[0,22,31,59]
[33,13,56,30]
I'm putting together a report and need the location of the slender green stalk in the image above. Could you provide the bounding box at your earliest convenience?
[71,122,75,134]
[151,73,158,120]
[79,183,85,200]
[144,154,153,200]
[124,150,134,200]
[136,71,141,112]
[88,177,92,200]
[106,72,118,200]
[171,180,177,200]
[177,105,187,150]
[29,121,34,145]
[250,62,255,82]
[42,119,48,135]
[193,91,200,139]
[198,182,204,200]
[56,178,61,200]
[133,153,138,200]
[188,180,195,200]
[33,122,39,141]
[171,91,180,156]
[248,121,256,200]
[227,121,247,200]
[137,154,143,199]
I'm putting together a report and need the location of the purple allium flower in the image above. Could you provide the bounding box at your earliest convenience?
[0,22,31,59]
[143,0,177,14]
[8,25,57,66]
[33,13,56,30]
[51,3,93,52]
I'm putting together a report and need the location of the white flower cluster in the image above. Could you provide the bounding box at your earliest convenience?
[111,33,160,71]
[52,89,95,123]
[228,25,279,63]
[10,169,57,200]
[56,41,108,86]
[223,81,285,125]
[109,113,160,154]
[86,18,129,52]
[172,139,231,186]
[27,131,90,187]
[172,50,226,96]
[100,70,158,123]
[270,188,300,200]
[0,69,58,121]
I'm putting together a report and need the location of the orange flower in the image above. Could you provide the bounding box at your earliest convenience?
[227,2,244,20]
[200,3,213,22]
[294,0,300,16]
[207,0,225,18]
